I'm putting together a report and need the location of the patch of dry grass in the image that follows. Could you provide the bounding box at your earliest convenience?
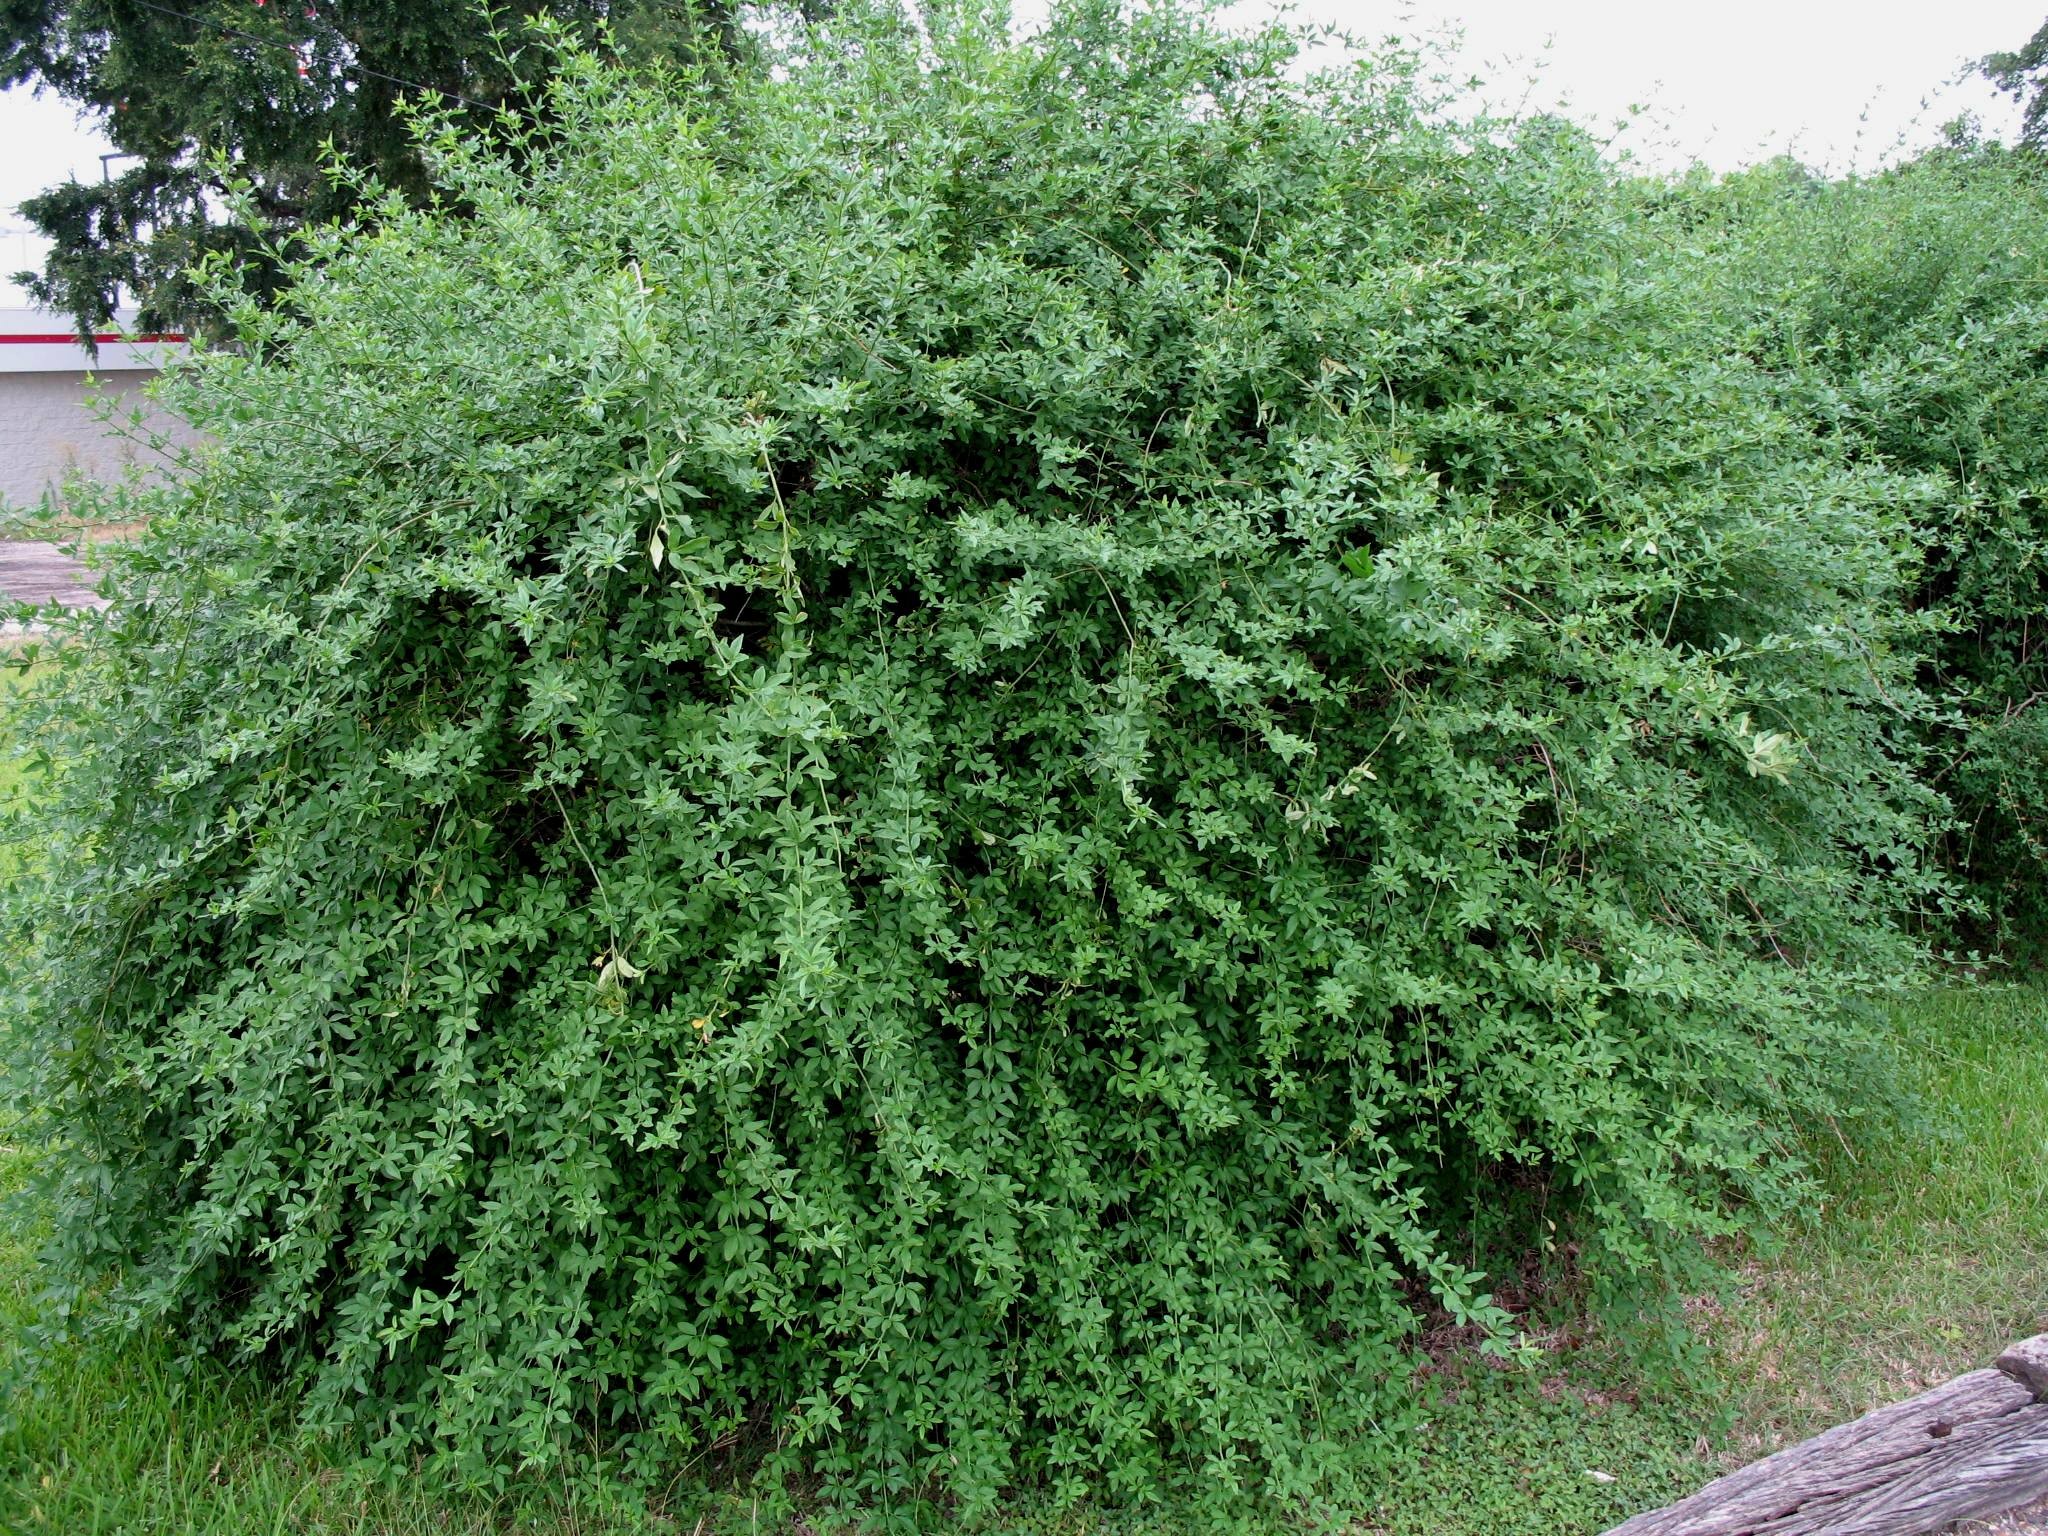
[1705,985,2048,1464]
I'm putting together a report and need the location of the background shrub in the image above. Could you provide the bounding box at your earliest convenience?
[1,1,1947,1521]
[1692,146,2048,955]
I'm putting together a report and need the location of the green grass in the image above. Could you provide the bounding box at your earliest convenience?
[1360,1371,1704,1535]
[0,1145,676,1535]
[1360,980,2048,1534]
[4,986,2035,1534]
[0,661,36,807]
[2,688,2043,1530]
[1707,985,2048,1458]
[0,662,45,885]
[0,666,668,1534]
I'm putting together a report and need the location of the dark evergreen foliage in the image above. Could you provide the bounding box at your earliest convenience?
[1984,16,2048,149]
[1,0,757,334]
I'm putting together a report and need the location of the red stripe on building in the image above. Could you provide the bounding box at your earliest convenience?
[0,332,188,344]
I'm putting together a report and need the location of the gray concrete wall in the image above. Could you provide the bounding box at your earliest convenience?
[0,368,201,511]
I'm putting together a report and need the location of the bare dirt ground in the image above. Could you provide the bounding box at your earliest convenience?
[1951,1496,2048,1535]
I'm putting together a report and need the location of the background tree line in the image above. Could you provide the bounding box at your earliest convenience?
[1,0,786,332]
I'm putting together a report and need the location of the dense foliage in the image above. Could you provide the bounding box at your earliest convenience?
[2,2,1949,1522]
[1695,148,2048,952]
[2,0,761,334]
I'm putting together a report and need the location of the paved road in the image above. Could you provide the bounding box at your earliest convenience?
[0,540,105,628]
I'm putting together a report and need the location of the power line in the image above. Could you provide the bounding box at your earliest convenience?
[125,0,503,115]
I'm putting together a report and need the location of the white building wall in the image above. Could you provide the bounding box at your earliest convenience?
[0,367,201,509]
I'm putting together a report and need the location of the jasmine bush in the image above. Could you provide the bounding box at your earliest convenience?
[1,1,1947,1522]
[1695,146,2048,955]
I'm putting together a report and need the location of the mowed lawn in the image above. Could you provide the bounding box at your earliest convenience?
[1,659,2043,1534]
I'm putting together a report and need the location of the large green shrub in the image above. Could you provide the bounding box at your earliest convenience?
[2,1,1944,1520]
[1693,147,2048,954]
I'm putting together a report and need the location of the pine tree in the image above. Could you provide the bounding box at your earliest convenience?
[1,0,758,333]
[1984,17,2048,149]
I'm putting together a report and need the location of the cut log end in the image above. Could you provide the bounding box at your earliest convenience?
[1996,1335,2048,1400]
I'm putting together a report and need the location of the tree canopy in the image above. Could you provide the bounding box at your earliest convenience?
[1,0,753,333]
[1984,16,2048,149]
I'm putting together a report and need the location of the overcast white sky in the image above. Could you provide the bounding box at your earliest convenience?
[2,0,2040,304]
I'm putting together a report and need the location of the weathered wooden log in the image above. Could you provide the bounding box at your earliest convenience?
[2000,1337,2048,1399]
[1603,1334,2048,1536]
